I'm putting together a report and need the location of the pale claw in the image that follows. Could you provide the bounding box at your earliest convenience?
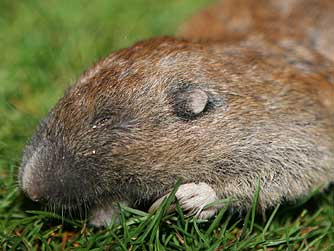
[149,182,221,219]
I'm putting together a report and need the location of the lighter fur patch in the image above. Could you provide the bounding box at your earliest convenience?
[89,201,128,227]
[21,147,41,195]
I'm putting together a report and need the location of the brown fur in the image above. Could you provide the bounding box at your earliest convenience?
[179,0,334,62]
[19,0,334,220]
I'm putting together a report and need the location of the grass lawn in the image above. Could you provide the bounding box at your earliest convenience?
[0,0,333,250]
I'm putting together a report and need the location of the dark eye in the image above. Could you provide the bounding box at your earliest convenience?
[172,86,210,120]
[95,117,111,126]
[91,116,113,129]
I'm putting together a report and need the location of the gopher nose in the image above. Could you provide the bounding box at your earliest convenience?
[20,149,47,202]
[21,164,46,202]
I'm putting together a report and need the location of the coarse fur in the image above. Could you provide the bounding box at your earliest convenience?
[19,0,334,225]
[180,0,334,62]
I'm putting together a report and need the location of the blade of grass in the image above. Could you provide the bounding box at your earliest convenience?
[205,198,231,237]
[262,203,280,238]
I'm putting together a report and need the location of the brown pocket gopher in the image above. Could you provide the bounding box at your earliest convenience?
[19,0,334,227]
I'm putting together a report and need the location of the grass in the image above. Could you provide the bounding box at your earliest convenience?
[0,0,333,250]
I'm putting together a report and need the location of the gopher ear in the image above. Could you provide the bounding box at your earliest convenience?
[174,88,209,119]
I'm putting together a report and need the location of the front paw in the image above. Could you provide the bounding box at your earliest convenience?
[149,182,221,219]
[89,201,127,227]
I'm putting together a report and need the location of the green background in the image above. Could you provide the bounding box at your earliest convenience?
[0,0,333,250]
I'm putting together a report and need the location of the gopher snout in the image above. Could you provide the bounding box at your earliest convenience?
[20,143,99,205]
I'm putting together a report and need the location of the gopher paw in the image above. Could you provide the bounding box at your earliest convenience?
[89,202,126,227]
[149,182,221,219]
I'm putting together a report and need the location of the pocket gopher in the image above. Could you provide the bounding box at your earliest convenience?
[19,0,334,226]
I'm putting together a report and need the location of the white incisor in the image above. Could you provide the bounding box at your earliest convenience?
[149,182,221,219]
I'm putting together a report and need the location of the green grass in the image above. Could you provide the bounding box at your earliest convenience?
[0,0,333,250]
